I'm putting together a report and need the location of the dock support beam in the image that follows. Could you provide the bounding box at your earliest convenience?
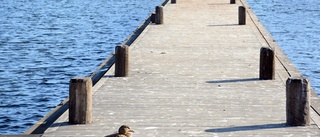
[286,77,310,126]
[69,77,92,124]
[230,0,236,4]
[238,6,246,25]
[259,47,275,80]
[115,45,129,77]
[155,6,164,24]
[171,0,176,4]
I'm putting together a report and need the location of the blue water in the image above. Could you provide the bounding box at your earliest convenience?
[0,0,163,134]
[246,0,320,94]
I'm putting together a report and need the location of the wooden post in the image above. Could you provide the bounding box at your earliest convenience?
[171,0,176,4]
[155,6,164,24]
[286,77,310,126]
[238,6,246,25]
[115,45,129,77]
[259,47,275,80]
[69,77,92,124]
[230,0,236,4]
[151,12,156,23]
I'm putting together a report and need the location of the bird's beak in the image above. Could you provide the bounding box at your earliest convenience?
[130,130,135,133]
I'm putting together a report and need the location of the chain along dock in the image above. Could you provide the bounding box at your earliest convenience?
[20,0,320,136]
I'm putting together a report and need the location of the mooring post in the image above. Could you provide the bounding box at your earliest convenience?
[238,6,246,25]
[115,45,129,77]
[151,12,156,23]
[230,0,236,4]
[259,47,275,80]
[171,0,176,4]
[286,77,310,126]
[155,6,164,24]
[69,77,92,124]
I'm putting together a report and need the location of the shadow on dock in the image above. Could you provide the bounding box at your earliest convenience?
[207,24,239,27]
[49,122,70,128]
[206,78,260,84]
[205,123,288,133]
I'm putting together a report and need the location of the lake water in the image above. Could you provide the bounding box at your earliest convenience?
[0,0,163,134]
[1,0,319,135]
[246,0,320,93]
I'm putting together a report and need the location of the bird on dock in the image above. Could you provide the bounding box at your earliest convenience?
[105,125,134,137]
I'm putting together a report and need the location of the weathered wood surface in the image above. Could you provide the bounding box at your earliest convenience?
[259,47,275,80]
[69,77,92,124]
[286,78,310,126]
[115,45,130,77]
[155,6,164,25]
[238,6,246,25]
[42,0,320,136]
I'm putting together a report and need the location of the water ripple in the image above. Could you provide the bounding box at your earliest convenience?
[247,0,320,94]
[0,0,163,134]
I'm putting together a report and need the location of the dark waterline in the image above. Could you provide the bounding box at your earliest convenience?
[0,0,163,134]
[246,0,320,94]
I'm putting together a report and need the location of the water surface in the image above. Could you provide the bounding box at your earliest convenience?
[0,0,163,134]
[247,0,320,94]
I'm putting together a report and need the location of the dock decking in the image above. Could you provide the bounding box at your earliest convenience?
[41,0,320,136]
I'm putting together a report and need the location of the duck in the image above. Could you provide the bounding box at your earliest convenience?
[105,125,134,137]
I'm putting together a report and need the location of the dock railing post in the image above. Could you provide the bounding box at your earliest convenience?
[286,77,310,126]
[155,6,164,24]
[171,0,176,4]
[238,6,246,25]
[259,47,275,80]
[115,45,129,77]
[151,12,156,23]
[230,0,236,4]
[69,77,92,124]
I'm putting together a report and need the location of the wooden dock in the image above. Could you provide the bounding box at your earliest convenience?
[38,0,320,136]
